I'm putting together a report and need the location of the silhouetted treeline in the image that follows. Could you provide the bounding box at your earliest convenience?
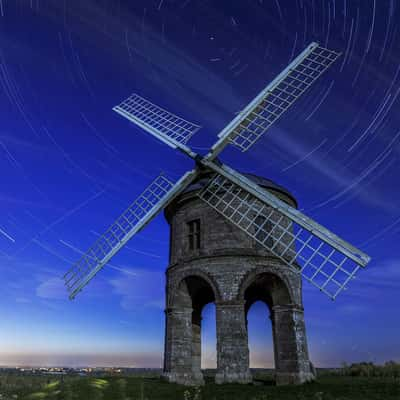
[340,361,400,377]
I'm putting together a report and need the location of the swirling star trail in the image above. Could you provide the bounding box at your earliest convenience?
[0,0,398,368]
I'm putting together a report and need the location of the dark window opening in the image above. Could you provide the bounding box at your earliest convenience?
[188,219,201,250]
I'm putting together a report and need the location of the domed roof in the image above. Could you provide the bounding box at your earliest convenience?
[182,171,297,207]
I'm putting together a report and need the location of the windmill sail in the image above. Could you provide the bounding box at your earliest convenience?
[207,43,341,159]
[113,93,200,155]
[64,41,371,302]
[64,171,197,299]
[199,162,370,299]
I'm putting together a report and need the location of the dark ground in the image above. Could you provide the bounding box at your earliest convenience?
[0,372,399,400]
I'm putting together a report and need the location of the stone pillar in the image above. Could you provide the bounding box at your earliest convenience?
[163,307,203,385]
[270,311,278,370]
[272,305,315,385]
[191,311,204,383]
[215,301,252,384]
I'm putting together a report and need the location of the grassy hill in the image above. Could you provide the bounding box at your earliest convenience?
[0,373,399,400]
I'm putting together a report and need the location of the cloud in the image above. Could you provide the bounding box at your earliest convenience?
[36,277,66,300]
[109,269,165,311]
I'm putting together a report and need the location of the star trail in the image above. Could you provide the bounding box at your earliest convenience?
[0,0,398,368]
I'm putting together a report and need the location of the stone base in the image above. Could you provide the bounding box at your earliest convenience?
[215,370,253,384]
[275,371,315,385]
[162,372,205,386]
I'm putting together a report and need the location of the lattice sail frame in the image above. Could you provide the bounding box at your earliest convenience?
[65,42,370,301]
[199,173,365,299]
[64,172,196,299]
[208,43,341,158]
[113,93,201,150]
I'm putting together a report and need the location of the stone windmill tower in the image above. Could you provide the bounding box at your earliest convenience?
[63,43,371,386]
[163,170,312,385]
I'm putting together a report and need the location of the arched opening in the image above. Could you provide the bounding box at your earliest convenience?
[243,272,292,382]
[172,275,217,381]
[247,301,274,369]
[201,303,216,370]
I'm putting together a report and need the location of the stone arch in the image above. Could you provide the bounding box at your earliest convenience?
[169,269,222,308]
[237,266,313,385]
[238,265,298,307]
[165,272,219,385]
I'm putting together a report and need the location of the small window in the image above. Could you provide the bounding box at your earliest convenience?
[188,219,201,250]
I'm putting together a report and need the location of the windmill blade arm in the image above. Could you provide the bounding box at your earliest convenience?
[199,161,370,299]
[64,170,198,300]
[113,93,199,158]
[206,42,341,159]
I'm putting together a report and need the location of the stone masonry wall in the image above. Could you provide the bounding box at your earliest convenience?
[162,176,314,385]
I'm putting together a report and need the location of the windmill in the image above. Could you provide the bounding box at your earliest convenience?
[63,42,370,303]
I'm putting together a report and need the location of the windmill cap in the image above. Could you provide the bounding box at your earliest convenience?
[182,171,298,208]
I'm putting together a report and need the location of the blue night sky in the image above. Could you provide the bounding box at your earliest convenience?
[0,0,399,368]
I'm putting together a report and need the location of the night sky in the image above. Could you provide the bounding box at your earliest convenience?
[0,0,399,368]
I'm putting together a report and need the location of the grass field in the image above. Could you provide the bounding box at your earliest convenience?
[0,374,399,400]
